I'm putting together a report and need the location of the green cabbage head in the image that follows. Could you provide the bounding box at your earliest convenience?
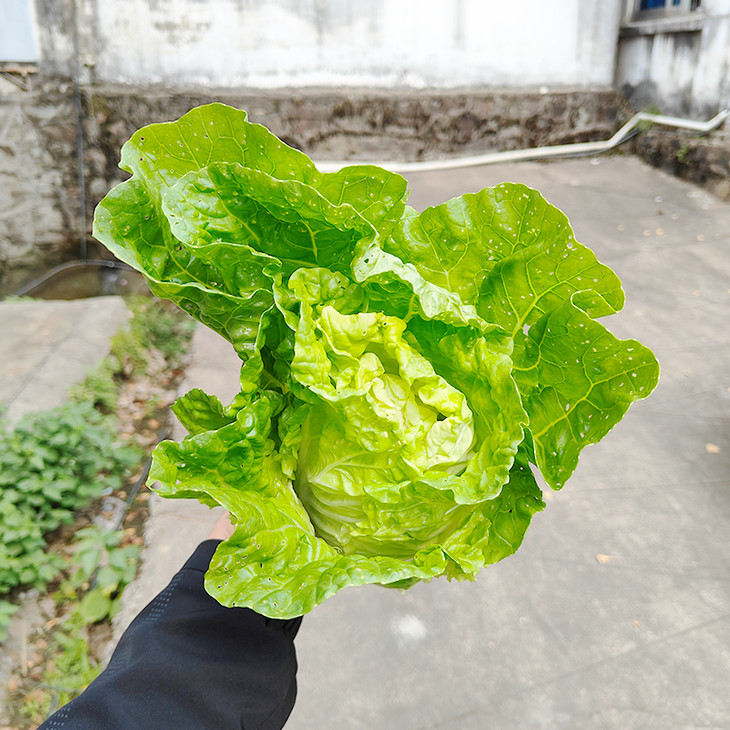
[93,104,659,617]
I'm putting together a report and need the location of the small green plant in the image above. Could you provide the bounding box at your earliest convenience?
[63,525,140,624]
[18,527,140,722]
[43,623,102,709]
[127,296,196,370]
[676,142,690,164]
[69,296,195,409]
[638,103,663,132]
[0,402,139,533]
[0,500,62,596]
[20,613,103,724]
[0,599,18,643]
[0,402,140,614]
[69,360,118,411]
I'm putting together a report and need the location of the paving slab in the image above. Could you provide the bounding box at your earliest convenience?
[116,155,729,729]
[0,296,130,425]
[286,156,730,730]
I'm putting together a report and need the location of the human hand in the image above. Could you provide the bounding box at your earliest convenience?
[207,511,235,540]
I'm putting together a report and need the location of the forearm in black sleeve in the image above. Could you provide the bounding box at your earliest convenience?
[40,539,302,730]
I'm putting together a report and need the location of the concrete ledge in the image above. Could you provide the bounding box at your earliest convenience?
[0,296,130,426]
[620,14,705,36]
[89,86,624,168]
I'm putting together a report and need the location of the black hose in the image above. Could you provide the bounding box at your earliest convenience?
[112,424,172,532]
[9,259,134,298]
[71,0,88,260]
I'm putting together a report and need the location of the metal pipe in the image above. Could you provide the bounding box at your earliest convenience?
[316,108,729,174]
[71,0,88,259]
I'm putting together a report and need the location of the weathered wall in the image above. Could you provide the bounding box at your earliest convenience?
[89,87,625,166]
[78,0,622,89]
[83,86,625,235]
[0,0,629,289]
[0,87,80,287]
[0,0,81,291]
[33,0,78,77]
[0,84,625,292]
[616,0,730,117]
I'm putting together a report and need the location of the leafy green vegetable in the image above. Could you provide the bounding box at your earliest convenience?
[94,103,659,618]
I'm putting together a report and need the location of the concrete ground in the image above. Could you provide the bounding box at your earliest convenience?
[142,155,728,730]
[287,156,730,729]
[4,155,728,728]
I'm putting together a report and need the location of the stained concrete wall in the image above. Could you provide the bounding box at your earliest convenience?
[77,0,622,89]
[0,0,629,289]
[0,0,81,288]
[616,0,730,116]
[0,84,627,294]
[0,89,80,288]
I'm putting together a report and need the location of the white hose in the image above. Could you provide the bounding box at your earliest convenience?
[316,108,729,173]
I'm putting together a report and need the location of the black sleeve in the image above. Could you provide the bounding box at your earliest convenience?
[40,539,302,730]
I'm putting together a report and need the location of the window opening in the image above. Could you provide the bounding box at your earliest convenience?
[636,0,700,14]
[0,0,39,63]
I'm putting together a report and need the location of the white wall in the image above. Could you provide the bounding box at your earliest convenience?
[73,0,622,89]
[615,0,730,115]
